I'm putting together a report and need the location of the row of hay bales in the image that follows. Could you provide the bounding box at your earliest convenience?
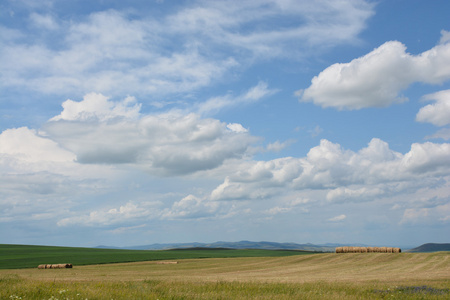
[38,263,73,269]
[336,246,401,253]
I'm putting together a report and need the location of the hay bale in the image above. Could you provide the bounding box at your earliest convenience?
[387,247,393,253]
[380,247,387,253]
[393,247,401,253]
[361,247,368,253]
[39,263,72,269]
[156,261,178,264]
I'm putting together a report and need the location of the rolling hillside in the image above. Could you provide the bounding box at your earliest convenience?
[407,243,450,252]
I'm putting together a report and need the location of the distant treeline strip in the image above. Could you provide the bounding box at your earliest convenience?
[336,247,401,253]
[38,264,73,269]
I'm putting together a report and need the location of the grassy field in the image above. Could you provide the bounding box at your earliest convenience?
[0,244,315,269]
[1,248,449,299]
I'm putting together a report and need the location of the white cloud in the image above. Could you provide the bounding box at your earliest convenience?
[50,93,141,122]
[44,94,258,175]
[266,140,294,152]
[300,32,450,110]
[0,1,374,98]
[162,194,221,219]
[29,13,58,30]
[0,127,75,163]
[425,128,450,140]
[196,81,277,116]
[208,138,450,203]
[58,202,159,227]
[328,214,346,222]
[326,186,384,203]
[440,29,450,44]
[227,123,248,133]
[416,89,450,126]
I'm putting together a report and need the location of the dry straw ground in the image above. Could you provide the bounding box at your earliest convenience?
[1,252,449,299]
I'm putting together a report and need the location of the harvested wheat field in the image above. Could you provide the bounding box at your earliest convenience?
[1,252,449,299]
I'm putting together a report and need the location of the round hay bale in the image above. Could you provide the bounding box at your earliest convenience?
[393,247,401,253]
[335,247,343,253]
[380,247,387,253]
[361,247,368,253]
[66,263,73,268]
[387,247,393,253]
[46,264,52,269]
[342,246,349,253]
[38,265,45,269]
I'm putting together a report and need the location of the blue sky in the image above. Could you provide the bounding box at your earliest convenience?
[1,0,449,248]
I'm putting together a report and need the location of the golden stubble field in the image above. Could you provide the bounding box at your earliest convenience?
[2,252,450,299]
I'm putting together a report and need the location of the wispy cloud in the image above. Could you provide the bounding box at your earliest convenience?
[328,214,346,222]
[0,0,374,99]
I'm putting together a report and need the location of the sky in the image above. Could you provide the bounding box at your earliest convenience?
[1,0,449,249]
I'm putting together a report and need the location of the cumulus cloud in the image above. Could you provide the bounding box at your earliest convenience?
[50,93,141,122]
[209,138,450,202]
[0,126,120,225]
[326,187,384,203]
[299,32,450,110]
[0,127,75,163]
[162,194,221,219]
[416,89,450,126]
[44,93,257,175]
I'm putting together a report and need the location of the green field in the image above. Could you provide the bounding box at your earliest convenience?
[0,244,315,269]
[1,245,449,299]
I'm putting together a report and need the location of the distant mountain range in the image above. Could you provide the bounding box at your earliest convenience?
[97,241,450,252]
[406,243,450,252]
[98,241,368,252]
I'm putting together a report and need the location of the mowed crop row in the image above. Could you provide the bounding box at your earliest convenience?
[1,252,449,299]
[2,252,449,283]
